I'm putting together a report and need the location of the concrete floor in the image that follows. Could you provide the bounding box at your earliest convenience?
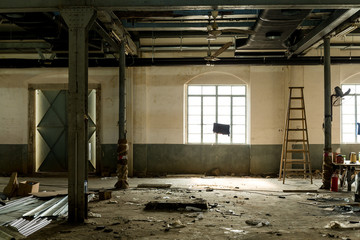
[1,176,359,239]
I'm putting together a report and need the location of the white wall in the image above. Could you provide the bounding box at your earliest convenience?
[0,68,119,145]
[1,64,360,146]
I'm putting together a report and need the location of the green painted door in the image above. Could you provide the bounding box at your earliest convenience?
[35,89,97,172]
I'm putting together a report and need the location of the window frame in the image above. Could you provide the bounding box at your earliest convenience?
[341,84,358,143]
[186,84,247,144]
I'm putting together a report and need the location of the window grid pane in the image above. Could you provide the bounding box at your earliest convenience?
[341,86,357,143]
[187,85,246,144]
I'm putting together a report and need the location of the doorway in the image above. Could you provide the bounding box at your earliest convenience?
[28,84,100,173]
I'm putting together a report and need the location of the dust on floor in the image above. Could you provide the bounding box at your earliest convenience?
[9,177,360,240]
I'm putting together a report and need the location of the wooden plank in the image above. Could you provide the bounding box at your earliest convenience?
[137,183,172,188]
[32,189,68,198]
[145,199,207,211]
[283,189,318,193]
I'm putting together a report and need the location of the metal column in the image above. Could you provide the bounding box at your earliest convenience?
[61,7,96,223]
[322,36,332,190]
[119,41,126,139]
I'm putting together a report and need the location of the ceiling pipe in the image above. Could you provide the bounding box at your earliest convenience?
[3,56,360,68]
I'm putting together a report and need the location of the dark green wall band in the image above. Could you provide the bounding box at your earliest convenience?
[0,143,357,176]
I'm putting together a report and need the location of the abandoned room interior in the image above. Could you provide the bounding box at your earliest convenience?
[1,1,360,239]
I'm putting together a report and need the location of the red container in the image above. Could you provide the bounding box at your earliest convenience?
[330,173,338,192]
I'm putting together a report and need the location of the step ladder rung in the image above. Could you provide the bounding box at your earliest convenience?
[283,173,312,177]
[283,169,309,172]
[290,97,303,99]
[283,159,307,163]
[286,149,308,152]
[289,108,305,110]
[287,139,307,142]
[288,118,306,120]
[287,129,306,131]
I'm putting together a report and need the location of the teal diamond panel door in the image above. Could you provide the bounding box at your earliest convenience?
[36,89,97,172]
[36,90,68,172]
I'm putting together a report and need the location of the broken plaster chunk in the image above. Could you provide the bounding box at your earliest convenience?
[185,206,202,212]
[221,227,247,234]
[169,220,186,228]
[108,199,118,204]
[325,221,360,229]
[88,212,102,218]
[196,213,204,220]
[245,219,271,227]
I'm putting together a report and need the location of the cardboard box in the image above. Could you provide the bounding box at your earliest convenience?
[98,190,112,200]
[18,181,39,196]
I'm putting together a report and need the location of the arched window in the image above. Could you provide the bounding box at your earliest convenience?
[187,85,247,144]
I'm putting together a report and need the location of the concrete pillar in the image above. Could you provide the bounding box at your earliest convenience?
[322,36,332,190]
[61,7,96,223]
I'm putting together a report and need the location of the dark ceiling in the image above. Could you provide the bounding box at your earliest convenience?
[1,1,360,66]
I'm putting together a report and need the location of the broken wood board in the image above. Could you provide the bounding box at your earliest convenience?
[32,189,68,198]
[137,184,172,189]
[283,190,318,193]
[3,172,18,198]
[145,199,208,211]
[166,174,204,178]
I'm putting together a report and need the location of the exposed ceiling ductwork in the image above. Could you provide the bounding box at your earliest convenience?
[235,9,311,57]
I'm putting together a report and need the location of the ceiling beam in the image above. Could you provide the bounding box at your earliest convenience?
[122,21,255,31]
[140,44,235,52]
[97,11,138,55]
[3,0,360,12]
[92,21,119,52]
[289,8,360,56]
[113,10,259,20]
[0,41,51,49]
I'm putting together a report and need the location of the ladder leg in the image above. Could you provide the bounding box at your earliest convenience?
[283,158,287,184]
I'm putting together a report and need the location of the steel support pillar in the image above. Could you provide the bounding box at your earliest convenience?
[322,37,332,190]
[114,41,129,189]
[119,41,126,140]
[61,7,96,223]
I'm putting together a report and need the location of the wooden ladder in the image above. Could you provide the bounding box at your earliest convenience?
[279,87,312,184]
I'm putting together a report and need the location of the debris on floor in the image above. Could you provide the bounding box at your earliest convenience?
[167,219,186,229]
[2,172,18,198]
[221,227,247,234]
[0,191,96,238]
[8,217,52,237]
[0,195,67,238]
[88,212,102,218]
[98,190,112,200]
[307,194,349,203]
[325,221,360,229]
[245,219,271,227]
